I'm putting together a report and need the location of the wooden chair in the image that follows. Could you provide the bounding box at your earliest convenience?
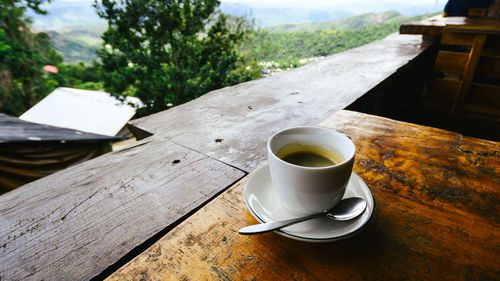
[428,23,500,117]
[468,8,488,18]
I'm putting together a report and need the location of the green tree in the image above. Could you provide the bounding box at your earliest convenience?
[95,0,256,116]
[0,0,63,116]
[240,14,429,68]
[53,61,102,89]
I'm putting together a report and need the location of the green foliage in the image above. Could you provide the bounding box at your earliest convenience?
[46,31,97,64]
[264,11,406,33]
[74,81,104,90]
[0,0,435,119]
[241,14,431,67]
[55,24,107,47]
[48,61,104,91]
[56,62,99,84]
[94,0,256,116]
[0,0,64,116]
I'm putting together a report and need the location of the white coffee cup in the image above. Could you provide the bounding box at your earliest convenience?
[267,127,355,216]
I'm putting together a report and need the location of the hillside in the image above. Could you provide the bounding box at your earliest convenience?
[40,24,106,65]
[240,13,431,66]
[55,24,107,47]
[264,11,410,32]
[30,1,445,29]
[46,31,96,64]
[40,10,433,66]
[29,0,105,29]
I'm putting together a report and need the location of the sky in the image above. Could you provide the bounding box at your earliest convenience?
[60,0,445,4]
[34,0,447,29]
[222,0,444,3]
[56,0,446,9]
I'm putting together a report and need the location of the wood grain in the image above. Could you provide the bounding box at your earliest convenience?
[130,34,432,172]
[434,50,469,74]
[446,22,500,35]
[415,16,500,116]
[429,78,461,101]
[0,142,109,192]
[400,15,500,36]
[0,113,119,143]
[476,55,500,80]
[452,34,486,112]
[0,34,433,280]
[0,114,120,193]
[0,136,245,281]
[442,32,477,46]
[468,83,500,107]
[108,110,500,281]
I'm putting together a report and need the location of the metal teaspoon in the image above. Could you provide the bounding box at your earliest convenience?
[239,197,367,235]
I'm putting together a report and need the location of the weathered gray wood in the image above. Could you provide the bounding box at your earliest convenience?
[131,34,432,171]
[400,15,500,36]
[108,110,500,281]
[0,113,119,143]
[0,136,245,281]
[0,33,434,281]
[0,114,120,194]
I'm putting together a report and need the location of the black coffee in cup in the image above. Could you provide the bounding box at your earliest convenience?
[276,144,344,167]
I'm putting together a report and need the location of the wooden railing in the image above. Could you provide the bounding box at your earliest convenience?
[0,33,433,280]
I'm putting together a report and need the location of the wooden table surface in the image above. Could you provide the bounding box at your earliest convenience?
[400,15,500,36]
[0,35,432,281]
[108,110,500,281]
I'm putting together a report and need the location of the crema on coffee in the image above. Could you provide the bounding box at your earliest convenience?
[276,144,344,167]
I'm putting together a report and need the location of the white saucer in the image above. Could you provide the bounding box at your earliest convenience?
[244,164,375,242]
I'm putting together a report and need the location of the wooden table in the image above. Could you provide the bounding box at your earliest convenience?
[400,15,500,37]
[108,110,500,280]
[401,15,500,117]
[0,35,435,281]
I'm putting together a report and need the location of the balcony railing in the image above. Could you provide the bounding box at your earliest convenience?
[0,33,446,280]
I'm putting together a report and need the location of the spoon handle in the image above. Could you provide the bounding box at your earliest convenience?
[239,214,324,235]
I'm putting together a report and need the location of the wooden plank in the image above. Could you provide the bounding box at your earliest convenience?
[108,110,500,281]
[0,136,245,280]
[463,83,500,116]
[468,8,488,18]
[400,15,451,36]
[400,15,500,36]
[0,114,119,193]
[469,83,500,106]
[0,114,120,143]
[434,50,469,74]
[476,56,500,80]
[481,50,500,59]
[0,142,108,193]
[446,22,500,35]
[463,103,500,116]
[428,78,461,100]
[484,35,500,51]
[453,34,487,112]
[441,31,476,46]
[130,34,432,171]
[0,33,434,280]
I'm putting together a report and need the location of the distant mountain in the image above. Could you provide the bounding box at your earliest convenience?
[220,3,355,27]
[46,31,96,64]
[29,1,104,29]
[53,24,107,47]
[220,1,444,27]
[28,0,444,64]
[264,11,409,32]
[30,1,445,29]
